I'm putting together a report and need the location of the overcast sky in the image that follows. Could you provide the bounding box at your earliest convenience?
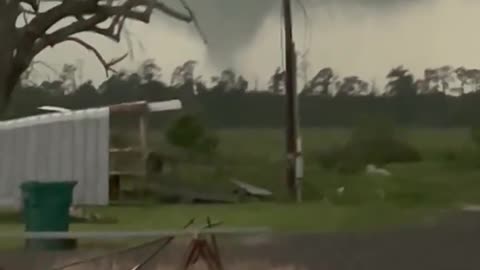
[35,0,480,88]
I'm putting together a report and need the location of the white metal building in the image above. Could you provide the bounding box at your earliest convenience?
[0,100,181,207]
[0,108,110,207]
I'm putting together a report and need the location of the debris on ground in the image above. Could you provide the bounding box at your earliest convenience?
[365,164,392,176]
[69,206,114,223]
[231,179,273,201]
[336,186,345,196]
[147,183,236,204]
[461,204,480,212]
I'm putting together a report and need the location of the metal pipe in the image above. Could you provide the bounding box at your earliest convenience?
[0,227,272,239]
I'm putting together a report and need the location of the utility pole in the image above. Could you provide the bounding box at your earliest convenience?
[283,0,303,202]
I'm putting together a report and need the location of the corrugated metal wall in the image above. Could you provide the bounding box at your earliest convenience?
[0,108,110,206]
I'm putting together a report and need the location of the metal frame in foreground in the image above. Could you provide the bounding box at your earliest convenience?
[0,227,271,240]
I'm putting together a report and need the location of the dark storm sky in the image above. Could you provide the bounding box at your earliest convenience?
[37,0,477,89]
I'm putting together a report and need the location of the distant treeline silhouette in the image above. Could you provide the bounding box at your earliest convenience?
[6,61,480,128]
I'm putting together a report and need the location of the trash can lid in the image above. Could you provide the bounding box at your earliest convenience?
[20,181,77,190]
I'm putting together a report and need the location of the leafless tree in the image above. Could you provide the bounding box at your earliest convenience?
[0,0,200,110]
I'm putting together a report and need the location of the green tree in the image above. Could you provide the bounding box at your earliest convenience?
[269,67,285,94]
[386,66,417,97]
[166,115,219,157]
[302,67,335,96]
[167,115,202,148]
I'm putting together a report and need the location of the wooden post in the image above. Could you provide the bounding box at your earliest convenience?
[139,113,149,194]
[109,174,120,201]
[283,0,299,200]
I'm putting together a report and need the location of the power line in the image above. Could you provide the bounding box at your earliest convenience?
[280,0,311,71]
[294,0,312,54]
[280,3,285,70]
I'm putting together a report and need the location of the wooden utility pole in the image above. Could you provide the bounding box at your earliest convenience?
[283,0,302,202]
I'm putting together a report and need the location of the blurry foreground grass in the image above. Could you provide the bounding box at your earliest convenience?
[0,202,439,232]
[0,202,443,250]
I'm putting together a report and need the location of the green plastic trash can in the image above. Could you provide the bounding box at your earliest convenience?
[20,181,78,251]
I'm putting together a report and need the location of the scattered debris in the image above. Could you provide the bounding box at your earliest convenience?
[148,183,236,204]
[38,105,72,113]
[336,186,345,196]
[231,179,273,201]
[365,164,392,176]
[69,206,111,223]
[462,204,480,212]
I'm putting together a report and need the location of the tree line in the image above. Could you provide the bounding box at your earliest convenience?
[6,60,480,128]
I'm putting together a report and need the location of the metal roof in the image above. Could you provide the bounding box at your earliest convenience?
[0,107,109,130]
[0,99,182,130]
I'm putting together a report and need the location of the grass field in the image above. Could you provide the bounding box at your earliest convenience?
[146,127,480,205]
[0,127,478,249]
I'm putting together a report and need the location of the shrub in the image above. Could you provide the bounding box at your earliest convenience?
[166,114,219,157]
[318,116,421,173]
[317,145,343,170]
[194,134,220,157]
[166,115,205,150]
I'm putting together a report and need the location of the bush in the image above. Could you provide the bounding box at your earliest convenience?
[166,114,219,157]
[194,134,220,156]
[318,116,421,173]
[166,115,205,150]
[317,145,343,170]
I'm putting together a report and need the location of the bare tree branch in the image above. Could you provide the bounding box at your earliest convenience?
[31,60,59,75]
[31,0,170,55]
[178,0,208,44]
[62,37,127,76]
[31,14,108,56]
[0,0,198,107]
[21,8,30,26]
[21,60,58,84]
[19,5,36,16]
[20,0,39,12]
[21,0,98,40]
[152,0,192,22]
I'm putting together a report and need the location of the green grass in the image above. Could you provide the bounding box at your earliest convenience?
[145,128,480,203]
[0,203,439,233]
[0,127,478,250]
[117,127,480,207]
[65,204,442,232]
[0,202,442,250]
